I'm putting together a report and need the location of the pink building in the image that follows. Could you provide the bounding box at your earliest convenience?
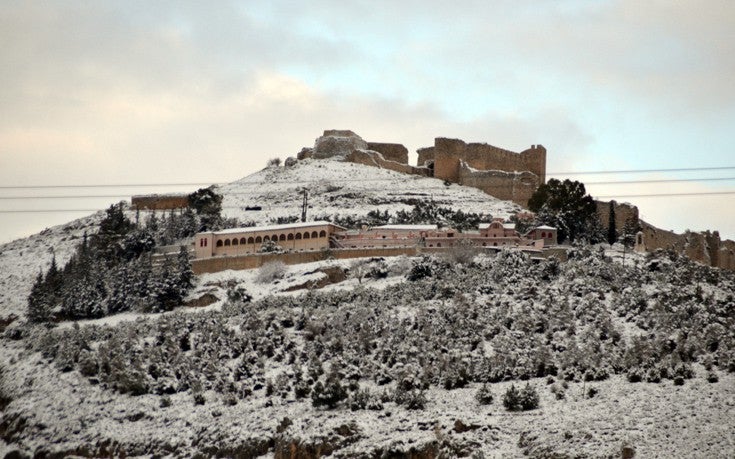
[194,221,345,258]
[524,225,558,247]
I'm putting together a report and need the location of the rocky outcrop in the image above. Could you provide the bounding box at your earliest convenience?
[297,147,313,160]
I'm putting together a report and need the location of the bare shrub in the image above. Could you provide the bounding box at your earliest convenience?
[256,261,286,283]
[267,157,281,167]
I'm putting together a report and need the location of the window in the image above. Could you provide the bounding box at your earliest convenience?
[240,237,247,245]
[541,232,546,238]
[311,231,318,239]
[204,239,207,247]
[295,233,302,240]
[216,240,223,247]
[279,234,286,241]
[232,238,238,246]
[287,233,294,241]
[255,236,262,243]
[263,236,270,241]
[304,232,310,239]
[437,243,442,247]
[248,237,255,244]
[319,230,326,237]
[224,239,231,246]
[272,235,278,242]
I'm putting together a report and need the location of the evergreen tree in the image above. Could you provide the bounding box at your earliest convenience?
[607,201,618,245]
[177,245,193,296]
[621,216,641,248]
[152,257,182,312]
[27,271,50,323]
[145,211,159,234]
[188,186,223,231]
[528,179,597,243]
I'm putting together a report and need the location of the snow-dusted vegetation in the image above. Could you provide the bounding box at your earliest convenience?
[2,247,734,457]
[1,159,734,457]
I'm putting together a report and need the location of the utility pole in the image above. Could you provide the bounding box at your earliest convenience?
[301,188,308,222]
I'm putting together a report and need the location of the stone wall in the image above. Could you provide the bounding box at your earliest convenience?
[433,138,546,185]
[300,130,547,207]
[457,162,540,205]
[192,245,564,274]
[366,142,409,164]
[417,147,435,166]
[131,194,189,210]
[346,150,432,177]
[636,221,735,271]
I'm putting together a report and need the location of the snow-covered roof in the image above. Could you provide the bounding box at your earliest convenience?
[211,221,342,235]
[373,224,437,231]
[503,223,516,230]
[534,225,557,230]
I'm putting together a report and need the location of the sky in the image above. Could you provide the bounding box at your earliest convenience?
[1,0,734,244]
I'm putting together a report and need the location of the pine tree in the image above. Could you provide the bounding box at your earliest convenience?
[28,271,50,322]
[176,246,193,296]
[607,201,618,245]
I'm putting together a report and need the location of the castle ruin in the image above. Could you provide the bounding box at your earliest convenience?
[296,130,545,206]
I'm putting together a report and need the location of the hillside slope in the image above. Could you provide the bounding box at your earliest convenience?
[1,158,734,458]
[218,158,519,227]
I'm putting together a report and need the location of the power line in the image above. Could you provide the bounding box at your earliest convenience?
[2,175,735,200]
[0,182,222,190]
[585,177,735,186]
[3,165,735,190]
[2,190,735,213]
[594,191,735,199]
[549,165,735,175]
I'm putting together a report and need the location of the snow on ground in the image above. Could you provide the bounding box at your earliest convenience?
[0,158,515,324]
[0,213,103,320]
[2,332,733,458]
[217,158,520,227]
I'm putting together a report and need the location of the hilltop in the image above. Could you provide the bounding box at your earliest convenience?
[218,158,519,228]
[0,156,734,458]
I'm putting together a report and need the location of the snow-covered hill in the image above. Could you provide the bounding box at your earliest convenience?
[0,158,516,322]
[218,158,519,227]
[1,157,734,458]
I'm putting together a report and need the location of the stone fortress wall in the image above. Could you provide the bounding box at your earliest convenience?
[295,130,545,206]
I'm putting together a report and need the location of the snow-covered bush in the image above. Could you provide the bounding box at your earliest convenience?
[311,373,348,409]
[256,261,286,283]
[475,383,493,405]
[503,383,539,411]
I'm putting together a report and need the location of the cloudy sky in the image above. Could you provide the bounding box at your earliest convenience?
[2,0,734,244]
